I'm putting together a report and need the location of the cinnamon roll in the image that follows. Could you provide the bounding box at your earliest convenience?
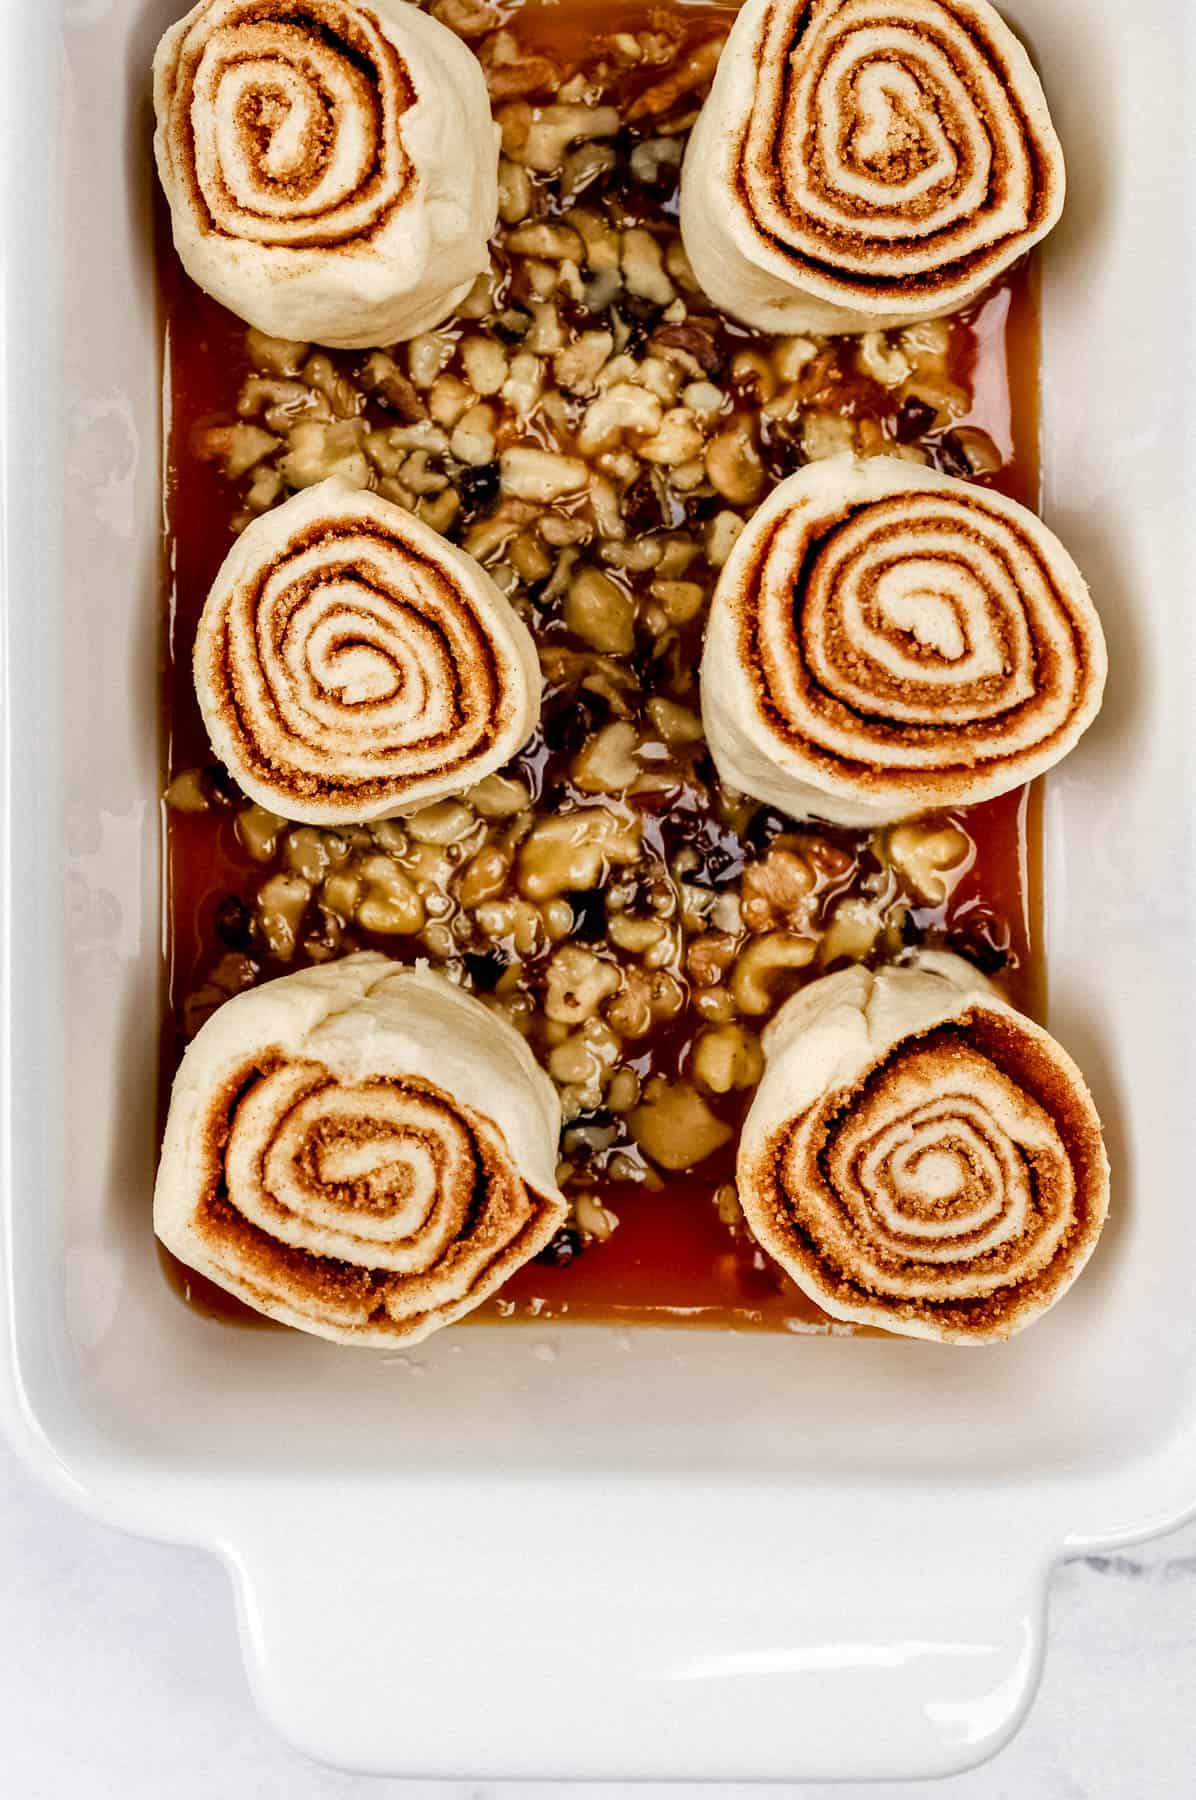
[155,954,567,1344]
[738,952,1109,1342]
[152,0,499,347]
[701,457,1105,826]
[680,0,1065,335]
[194,478,541,824]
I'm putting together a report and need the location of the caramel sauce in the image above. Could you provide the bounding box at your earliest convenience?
[158,0,1043,1333]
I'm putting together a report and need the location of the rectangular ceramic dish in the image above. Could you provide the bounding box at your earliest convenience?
[2,0,1195,1780]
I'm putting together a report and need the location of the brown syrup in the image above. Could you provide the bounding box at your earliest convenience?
[158,0,1043,1332]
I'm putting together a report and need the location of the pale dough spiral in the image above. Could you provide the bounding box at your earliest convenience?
[155,954,567,1344]
[701,457,1106,826]
[680,0,1065,334]
[737,952,1109,1341]
[153,0,499,346]
[194,479,542,824]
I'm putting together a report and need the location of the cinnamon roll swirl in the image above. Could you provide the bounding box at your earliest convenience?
[194,478,542,824]
[738,953,1109,1342]
[680,0,1065,334]
[701,457,1106,826]
[155,954,567,1343]
[153,0,499,346]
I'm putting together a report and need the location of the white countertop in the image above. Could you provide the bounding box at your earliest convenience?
[2,1433,1190,1798]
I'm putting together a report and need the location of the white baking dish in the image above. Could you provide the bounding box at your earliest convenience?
[1,0,1194,1781]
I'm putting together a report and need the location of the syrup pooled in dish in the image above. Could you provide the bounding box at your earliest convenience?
[159,0,1100,1336]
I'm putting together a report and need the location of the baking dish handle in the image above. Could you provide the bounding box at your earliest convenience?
[224,1483,1050,1781]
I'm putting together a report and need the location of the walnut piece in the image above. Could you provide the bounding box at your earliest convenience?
[628,1078,733,1171]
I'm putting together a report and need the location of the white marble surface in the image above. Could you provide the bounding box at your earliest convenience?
[3,1431,1192,1799]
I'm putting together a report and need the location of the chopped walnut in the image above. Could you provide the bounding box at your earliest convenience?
[572,721,640,793]
[686,931,738,989]
[731,932,817,1016]
[579,383,664,455]
[621,228,675,305]
[497,157,534,225]
[478,27,561,99]
[856,332,912,388]
[500,445,588,502]
[545,945,621,1025]
[627,35,727,120]
[627,1077,732,1170]
[553,330,615,395]
[884,822,974,905]
[278,420,370,489]
[431,0,500,37]
[691,1025,764,1096]
[499,101,621,172]
[818,897,885,967]
[705,426,764,504]
[801,412,857,461]
[193,422,279,480]
[740,843,819,933]
[460,335,510,396]
[518,809,643,901]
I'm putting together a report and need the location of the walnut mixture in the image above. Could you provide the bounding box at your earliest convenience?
[168,5,1014,1260]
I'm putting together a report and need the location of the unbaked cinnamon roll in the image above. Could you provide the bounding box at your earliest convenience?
[680,0,1065,335]
[152,0,499,346]
[738,953,1109,1342]
[701,457,1105,826]
[155,954,566,1344]
[194,478,541,824]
